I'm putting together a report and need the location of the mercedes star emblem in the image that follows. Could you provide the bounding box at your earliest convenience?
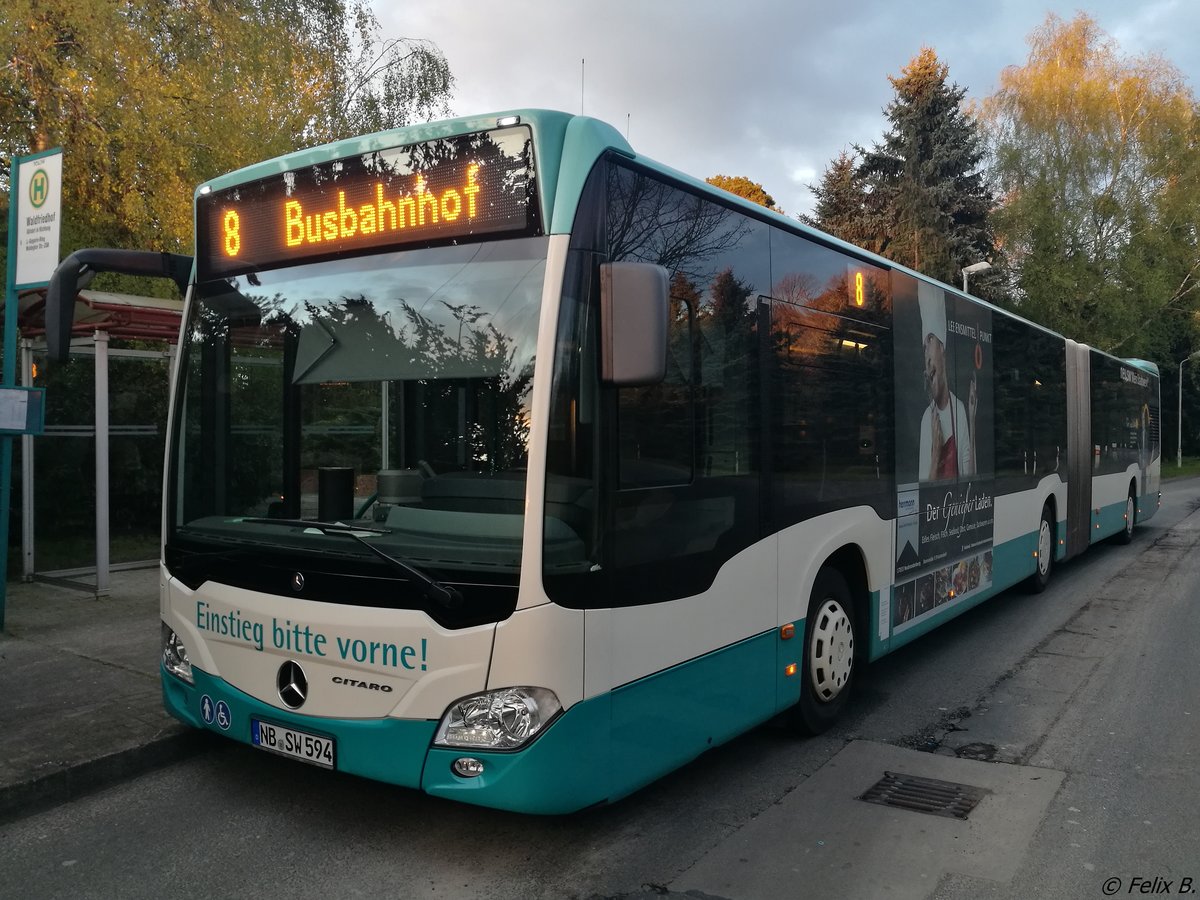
[291,571,305,592]
[277,660,308,709]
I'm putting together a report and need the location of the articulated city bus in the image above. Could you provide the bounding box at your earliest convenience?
[46,110,1160,814]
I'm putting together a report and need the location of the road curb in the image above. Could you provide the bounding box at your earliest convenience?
[0,729,213,825]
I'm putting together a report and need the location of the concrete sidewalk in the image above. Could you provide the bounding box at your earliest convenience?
[0,568,207,822]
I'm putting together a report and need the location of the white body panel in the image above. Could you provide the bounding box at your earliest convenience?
[489,602,584,708]
[584,506,894,699]
[162,568,494,719]
[516,234,571,611]
[584,535,777,698]
[776,506,892,627]
[1093,466,1138,510]
[992,475,1067,544]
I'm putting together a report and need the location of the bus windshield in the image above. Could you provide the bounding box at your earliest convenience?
[169,236,548,576]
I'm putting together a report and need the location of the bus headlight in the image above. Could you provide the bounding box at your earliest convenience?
[161,623,194,684]
[434,687,561,750]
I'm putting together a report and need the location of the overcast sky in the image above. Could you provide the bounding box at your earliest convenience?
[375,1,1200,218]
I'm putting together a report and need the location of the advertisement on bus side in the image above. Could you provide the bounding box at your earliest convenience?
[892,280,995,628]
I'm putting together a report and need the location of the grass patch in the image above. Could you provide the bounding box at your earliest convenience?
[1162,457,1200,480]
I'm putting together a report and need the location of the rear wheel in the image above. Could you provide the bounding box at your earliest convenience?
[790,568,857,735]
[1115,489,1136,544]
[1027,503,1054,593]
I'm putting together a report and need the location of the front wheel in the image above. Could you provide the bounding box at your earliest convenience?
[1027,503,1054,594]
[789,568,857,735]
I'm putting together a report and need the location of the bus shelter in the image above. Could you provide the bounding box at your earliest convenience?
[15,288,181,595]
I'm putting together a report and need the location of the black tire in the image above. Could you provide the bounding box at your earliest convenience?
[1027,502,1055,594]
[789,567,857,735]
[1114,488,1136,545]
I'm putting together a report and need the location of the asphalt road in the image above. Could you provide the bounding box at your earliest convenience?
[4,480,1198,900]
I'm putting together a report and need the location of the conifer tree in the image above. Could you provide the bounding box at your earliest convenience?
[856,48,994,287]
[805,150,877,250]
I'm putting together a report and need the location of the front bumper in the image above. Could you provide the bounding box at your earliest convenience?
[162,666,610,814]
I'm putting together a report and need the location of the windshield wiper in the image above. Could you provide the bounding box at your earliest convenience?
[241,518,389,535]
[240,518,463,611]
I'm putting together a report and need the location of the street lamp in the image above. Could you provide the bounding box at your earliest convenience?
[1178,351,1200,468]
[962,261,992,294]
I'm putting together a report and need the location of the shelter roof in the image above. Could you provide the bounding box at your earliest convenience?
[15,288,183,343]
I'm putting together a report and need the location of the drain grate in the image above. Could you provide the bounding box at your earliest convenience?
[860,771,988,819]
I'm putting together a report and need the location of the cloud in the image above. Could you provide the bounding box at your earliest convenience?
[374,0,1200,218]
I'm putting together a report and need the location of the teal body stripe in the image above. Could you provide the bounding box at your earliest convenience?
[164,630,787,814]
[424,628,783,813]
[423,697,612,814]
[162,667,436,788]
[1137,490,1161,525]
[1091,497,1131,542]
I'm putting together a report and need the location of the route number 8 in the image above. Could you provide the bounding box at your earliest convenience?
[224,210,241,257]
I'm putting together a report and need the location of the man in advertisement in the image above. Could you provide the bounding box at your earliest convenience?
[918,285,977,483]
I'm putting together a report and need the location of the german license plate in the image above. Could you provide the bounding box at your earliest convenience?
[251,719,335,769]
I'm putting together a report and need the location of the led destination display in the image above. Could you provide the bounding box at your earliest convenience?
[197,125,538,280]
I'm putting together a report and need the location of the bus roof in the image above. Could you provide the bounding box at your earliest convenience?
[1122,358,1161,376]
[195,110,1157,382]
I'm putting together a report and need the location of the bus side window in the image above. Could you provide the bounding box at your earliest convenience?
[616,294,695,488]
[767,228,893,525]
[994,315,1033,486]
[604,161,767,588]
[770,302,891,523]
[611,274,760,571]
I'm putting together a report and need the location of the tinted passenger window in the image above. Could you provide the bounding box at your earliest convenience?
[1090,353,1154,478]
[606,163,767,589]
[617,289,694,488]
[769,229,893,525]
[976,313,1065,494]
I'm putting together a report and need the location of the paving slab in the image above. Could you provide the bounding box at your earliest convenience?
[673,740,1065,900]
[0,569,206,822]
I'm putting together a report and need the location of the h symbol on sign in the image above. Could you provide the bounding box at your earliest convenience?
[30,170,49,208]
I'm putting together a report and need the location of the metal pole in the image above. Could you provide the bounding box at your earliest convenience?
[1,155,20,630]
[165,341,178,549]
[95,330,110,596]
[1178,352,1198,468]
[381,381,390,472]
[963,271,968,293]
[21,338,34,580]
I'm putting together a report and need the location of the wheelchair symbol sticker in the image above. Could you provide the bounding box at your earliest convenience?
[215,700,232,731]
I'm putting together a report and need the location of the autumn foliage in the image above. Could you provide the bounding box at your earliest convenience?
[0,0,453,287]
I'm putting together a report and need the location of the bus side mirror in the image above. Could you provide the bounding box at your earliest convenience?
[599,262,668,387]
[45,249,192,363]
